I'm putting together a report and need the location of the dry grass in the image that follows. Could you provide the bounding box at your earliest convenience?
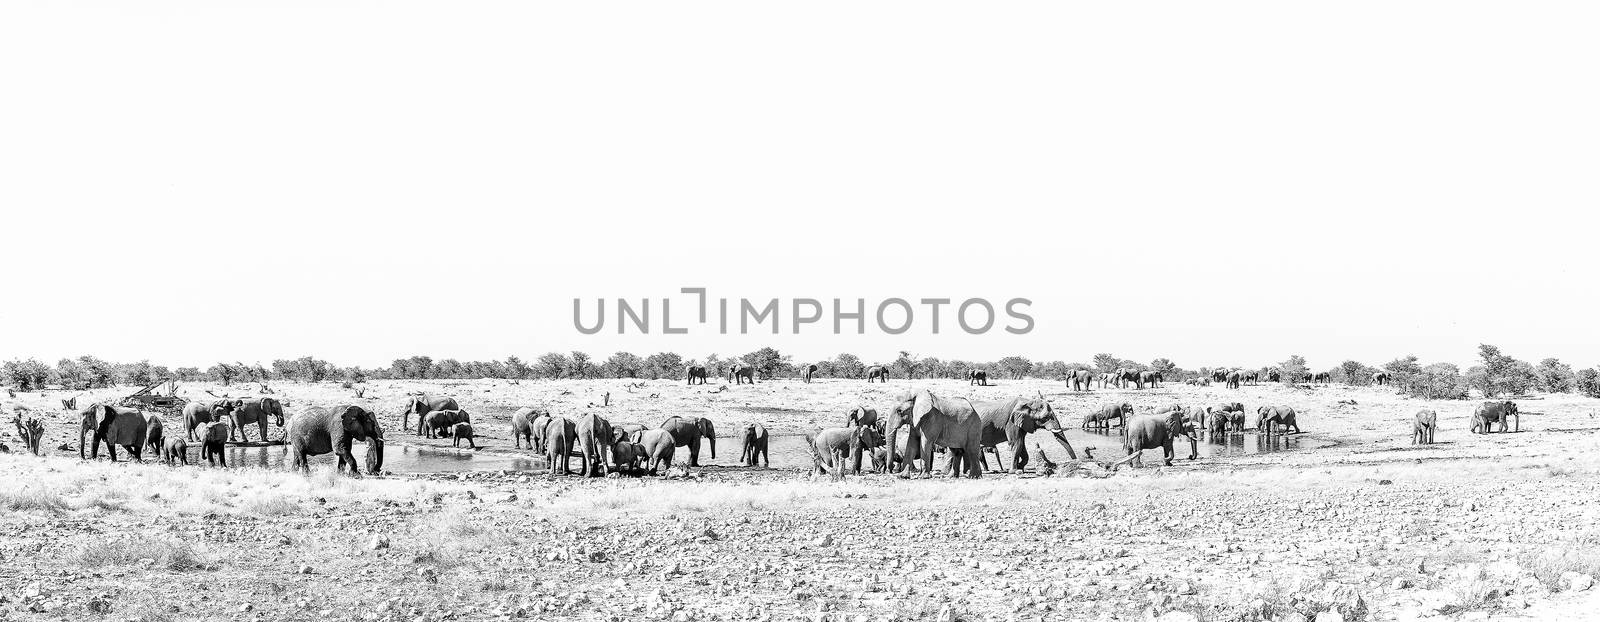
[1522,548,1600,592]
[0,487,69,513]
[69,537,204,571]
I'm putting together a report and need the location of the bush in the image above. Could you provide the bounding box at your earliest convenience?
[1578,369,1600,399]
[1,358,53,391]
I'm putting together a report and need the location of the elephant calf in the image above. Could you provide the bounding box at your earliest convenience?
[198,422,229,467]
[611,441,645,473]
[1412,409,1437,444]
[424,409,471,439]
[162,436,188,466]
[741,423,769,467]
[451,423,477,449]
[807,426,881,476]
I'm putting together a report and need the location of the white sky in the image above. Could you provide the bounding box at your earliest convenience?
[2,2,1596,371]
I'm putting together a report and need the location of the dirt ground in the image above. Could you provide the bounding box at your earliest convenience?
[2,377,1600,621]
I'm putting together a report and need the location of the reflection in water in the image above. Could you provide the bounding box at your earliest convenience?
[184,428,1316,474]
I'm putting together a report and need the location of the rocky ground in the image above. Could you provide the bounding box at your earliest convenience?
[2,378,1599,621]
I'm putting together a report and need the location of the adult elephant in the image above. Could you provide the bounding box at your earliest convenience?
[1255,406,1301,435]
[801,364,818,383]
[1471,401,1519,434]
[1225,370,1243,389]
[729,364,756,385]
[1372,371,1392,386]
[638,428,676,474]
[807,426,883,475]
[1138,371,1162,389]
[1109,410,1198,469]
[80,404,148,462]
[1313,372,1332,385]
[846,406,878,428]
[659,416,717,467]
[1112,368,1142,389]
[1082,402,1132,430]
[1211,370,1228,383]
[686,365,709,385]
[285,405,382,476]
[182,400,236,441]
[510,407,551,450]
[421,409,471,439]
[741,423,769,467]
[973,397,1077,472]
[1412,409,1437,444]
[866,366,889,383]
[969,370,989,386]
[402,395,461,436]
[226,397,284,443]
[1206,410,1229,437]
[544,417,579,475]
[1266,370,1281,383]
[1069,370,1095,392]
[575,413,613,477]
[882,390,984,479]
[1243,371,1260,385]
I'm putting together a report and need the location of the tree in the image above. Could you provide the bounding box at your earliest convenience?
[1472,345,1537,396]
[743,347,789,380]
[1149,358,1178,378]
[570,352,593,378]
[1411,363,1469,399]
[504,356,532,379]
[118,360,154,386]
[643,352,684,380]
[1278,355,1308,384]
[535,352,571,378]
[1535,358,1576,393]
[1092,353,1124,374]
[1384,355,1423,390]
[207,362,240,385]
[1038,360,1070,380]
[831,353,865,379]
[1578,368,1600,399]
[996,356,1033,379]
[602,352,646,378]
[892,351,918,379]
[2,359,53,391]
[175,367,202,381]
[1338,360,1375,385]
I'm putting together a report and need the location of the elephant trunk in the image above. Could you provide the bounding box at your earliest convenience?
[1186,432,1199,460]
[882,411,901,474]
[1048,430,1078,460]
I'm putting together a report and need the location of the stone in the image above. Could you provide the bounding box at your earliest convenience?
[1561,572,1594,592]
[296,565,314,574]
[368,535,390,550]
[1155,612,1199,622]
[1313,612,1344,622]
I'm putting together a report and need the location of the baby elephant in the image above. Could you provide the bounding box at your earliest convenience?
[424,409,471,439]
[1412,409,1437,444]
[198,422,229,467]
[741,423,770,467]
[162,436,189,466]
[610,440,645,473]
[451,422,477,449]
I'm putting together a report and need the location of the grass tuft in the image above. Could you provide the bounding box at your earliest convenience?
[0,488,70,513]
[69,538,205,571]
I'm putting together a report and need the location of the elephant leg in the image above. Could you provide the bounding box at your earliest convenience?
[918,436,937,478]
[1011,442,1028,472]
[688,441,700,467]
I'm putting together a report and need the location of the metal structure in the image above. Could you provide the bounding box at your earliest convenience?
[117,378,188,416]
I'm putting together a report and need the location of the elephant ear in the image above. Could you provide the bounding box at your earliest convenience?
[910,390,936,426]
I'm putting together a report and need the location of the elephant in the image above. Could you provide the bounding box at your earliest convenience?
[611,440,645,472]
[1243,371,1260,385]
[450,423,477,449]
[882,390,984,479]
[79,404,148,462]
[1372,371,1392,386]
[1068,370,1095,391]
[846,406,879,428]
[1138,371,1163,389]
[659,416,716,467]
[1412,409,1437,444]
[182,400,236,441]
[1206,410,1229,437]
[1211,370,1228,383]
[637,428,676,474]
[510,407,551,450]
[1471,401,1519,434]
[1225,370,1243,389]
[544,417,579,475]
[198,421,229,466]
[161,436,188,466]
[143,414,166,458]
[576,413,613,477]
[1267,370,1282,382]
[1110,410,1198,469]
[973,397,1077,472]
[1113,368,1143,389]
[1255,406,1301,435]
[686,365,709,385]
[285,405,382,476]
[802,364,818,383]
[1313,372,1332,384]
[226,397,284,443]
[729,364,756,384]
[741,423,769,467]
[1082,402,1132,430]
[403,395,461,436]
[807,425,882,475]
[866,366,889,383]
[422,409,471,439]
[969,370,989,386]
[615,422,647,442]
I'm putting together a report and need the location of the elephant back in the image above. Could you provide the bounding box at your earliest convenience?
[105,409,149,447]
[288,407,336,455]
[201,421,230,444]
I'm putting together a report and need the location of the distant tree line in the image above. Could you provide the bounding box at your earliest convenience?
[4,344,1597,401]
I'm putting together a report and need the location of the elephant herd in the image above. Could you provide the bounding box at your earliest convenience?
[75,398,382,476]
[1079,401,1303,467]
[508,405,717,477]
[1409,400,1519,444]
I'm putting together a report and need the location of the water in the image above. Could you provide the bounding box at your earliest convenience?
[163,429,1322,474]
